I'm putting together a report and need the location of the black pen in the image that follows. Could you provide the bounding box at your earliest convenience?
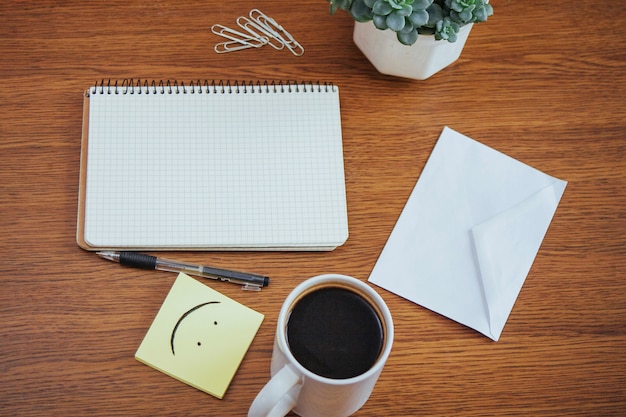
[97,251,269,291]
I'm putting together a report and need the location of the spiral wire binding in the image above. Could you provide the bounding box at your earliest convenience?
[88,79,336,96]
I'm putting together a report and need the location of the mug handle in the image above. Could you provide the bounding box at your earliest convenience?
[248,364,303,417]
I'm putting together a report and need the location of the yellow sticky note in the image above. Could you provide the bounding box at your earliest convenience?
[135,272,264,399]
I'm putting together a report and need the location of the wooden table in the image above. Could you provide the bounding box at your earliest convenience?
[2,1,625,415]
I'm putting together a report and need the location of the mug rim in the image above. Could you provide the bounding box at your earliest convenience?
[276,274,394,386]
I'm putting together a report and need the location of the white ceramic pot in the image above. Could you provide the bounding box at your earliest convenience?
[353,21,473,80]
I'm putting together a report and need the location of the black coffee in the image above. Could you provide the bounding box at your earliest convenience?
[286,286,384,379]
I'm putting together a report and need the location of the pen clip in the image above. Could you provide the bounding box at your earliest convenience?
[242,283,262,291]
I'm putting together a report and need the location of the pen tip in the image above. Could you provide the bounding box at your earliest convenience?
[263,276,270,287]
[96,251,118,262]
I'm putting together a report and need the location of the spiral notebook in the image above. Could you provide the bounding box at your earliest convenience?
[77,80,348,251]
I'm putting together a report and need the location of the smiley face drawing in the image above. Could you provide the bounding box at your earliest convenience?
[169,300,244,361]
[170,301,221,355]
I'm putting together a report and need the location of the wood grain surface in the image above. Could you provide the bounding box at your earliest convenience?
[1,0,625,415]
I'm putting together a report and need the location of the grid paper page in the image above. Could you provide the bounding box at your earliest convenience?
[83,83,348,249]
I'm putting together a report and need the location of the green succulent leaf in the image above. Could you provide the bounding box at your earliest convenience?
[447,0,464,13]
[425,3,443,26]
[445,0,492,24]
[397,28,418,45]
[329,0,353,14]
[388,0,404,9]
[386,10,406,31]
[364,0,377,7]
[373,0,394,15]
[400,19,415,33]
[372,13,389,29]
[458,8,474,22]
[412,0,434,9]
[350,0,374,21]
[435,17,460,42]
[397,4,413,16]
[474,3,493,21]
[408,9,429,26]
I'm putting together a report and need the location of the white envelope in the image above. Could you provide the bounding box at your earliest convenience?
[368,127,567,341]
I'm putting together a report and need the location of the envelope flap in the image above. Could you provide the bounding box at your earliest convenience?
[471,180,567,340]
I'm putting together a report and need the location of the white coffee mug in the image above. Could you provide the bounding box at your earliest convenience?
[248,274,394,417]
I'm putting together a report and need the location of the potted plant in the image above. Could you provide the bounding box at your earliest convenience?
[328,0,493,79]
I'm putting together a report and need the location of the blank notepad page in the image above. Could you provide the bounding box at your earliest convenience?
[81,81,348,250]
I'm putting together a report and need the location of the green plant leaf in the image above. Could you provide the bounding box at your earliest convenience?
[458,8,473,22]
[400,19,415,33]
[435,17,460,42]
[413,0,434,9]
[408,9,429,26]
[388,0,402,9]
[426,3,443,25]
[330,0,355,14]
[386,11,406,31]
[373,1,394,15]
[474,4,493,21]
[397,29,418,45]
[373,14,389,29]
[397,4,413,16]
[351,0,374,21]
